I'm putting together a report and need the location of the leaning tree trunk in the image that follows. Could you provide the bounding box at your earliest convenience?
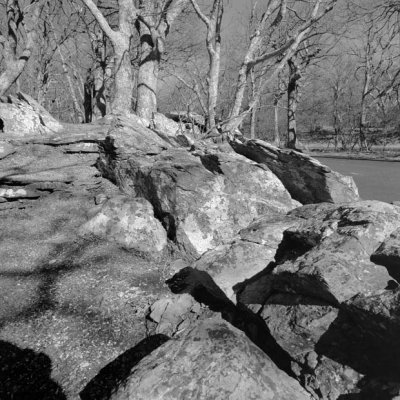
[286,58,301,149]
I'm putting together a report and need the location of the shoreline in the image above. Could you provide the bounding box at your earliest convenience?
[308,150,400,162]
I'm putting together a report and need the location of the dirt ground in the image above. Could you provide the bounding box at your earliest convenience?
[0,188,180,399]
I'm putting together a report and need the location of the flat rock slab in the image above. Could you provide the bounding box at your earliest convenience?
[230,137,360,204]
[103,318,312,400]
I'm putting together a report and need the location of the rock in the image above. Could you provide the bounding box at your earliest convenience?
[105,318,312,400]
[63,143,99,153]
[371,227,400,281]
[80,195,167,255]
[147,294,201,336]
[0,92,62,137]
[193,214,300,299]
[152,112,184,137]
[0,142,101,193]
[345,289,400,371]
[165,111,206,128]
[237,201,400,398]
[270,201,400,304]
[230,137,360,204]
[0,141,15,159]
[0,187,41,199]
[99,141,300,257]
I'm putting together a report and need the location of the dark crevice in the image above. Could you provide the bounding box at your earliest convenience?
[199,154,223,174]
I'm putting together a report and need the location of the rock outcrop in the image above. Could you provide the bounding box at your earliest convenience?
[230,137,360,204]
[237,200,400,399]
[101,318,312,400]
[99,135,299,257]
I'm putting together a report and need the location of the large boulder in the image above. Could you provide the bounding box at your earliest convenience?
[99,137,300,257]
[237,201,400,399]
[230,137,360,204]
[192,213,300,299]
[79,195,168,255]
[0,92,63,137]
[99,318,312,400]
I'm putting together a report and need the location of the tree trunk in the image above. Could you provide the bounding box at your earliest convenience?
[112,38,134,114]
[136,22,160,120]
[273,97,280,146]
[207,40,221,135]
[92,28,108,119]
[286,59,300,149]
[0,1,42,97]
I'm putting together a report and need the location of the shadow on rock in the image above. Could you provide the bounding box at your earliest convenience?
[316,308,400,380]
[337,376,400,400]
[166,266,296,378]
[80,334,169,400]
[0,340,66,400]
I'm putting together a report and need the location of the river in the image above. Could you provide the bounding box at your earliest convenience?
[316,157,400,203]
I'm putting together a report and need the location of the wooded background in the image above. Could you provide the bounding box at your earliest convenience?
[1,0,399,149]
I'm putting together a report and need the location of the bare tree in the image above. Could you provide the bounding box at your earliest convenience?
[81,0,188,119]
[223,0,337,135]
[189,0,223,135]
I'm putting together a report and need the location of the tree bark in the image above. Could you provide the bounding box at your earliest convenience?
[273,97,280,146]
[0,0,43,97]
[286,58,301,149]
[136,21,160,120]
[190,0,223,135]
[112,38,134,113]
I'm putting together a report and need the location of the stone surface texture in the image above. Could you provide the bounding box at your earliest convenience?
[192,214,300,299]
[107,318,312,400]
[0,93,63,137]
[99,139,299,257]
[230,137,360,204]
[80,195,168,254]
[237,200,400,399]
[371,227,400,281]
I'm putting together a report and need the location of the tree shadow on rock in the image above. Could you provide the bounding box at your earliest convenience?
[315,308,400,381]
[166,267,296,378]
[0,340,66,400]
[80,334,169,400]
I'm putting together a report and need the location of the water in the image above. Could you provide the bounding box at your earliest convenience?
[316,157,400,203]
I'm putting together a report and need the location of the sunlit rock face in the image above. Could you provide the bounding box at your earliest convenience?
[99,135,299,258]
[79,195,168,255]
[230,137,360,204]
